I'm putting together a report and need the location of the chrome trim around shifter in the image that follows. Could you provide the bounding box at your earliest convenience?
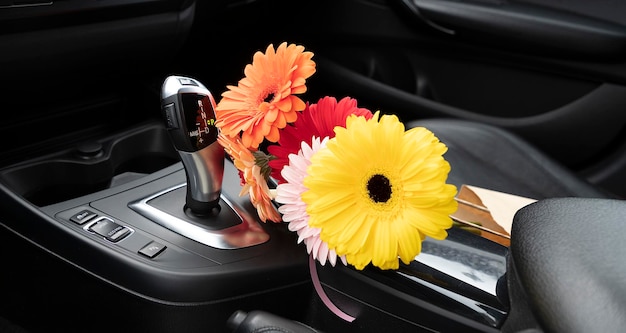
[179,143,224,204]
[129,183,270,249]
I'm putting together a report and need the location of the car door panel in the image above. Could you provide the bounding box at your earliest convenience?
[397,0,626,59]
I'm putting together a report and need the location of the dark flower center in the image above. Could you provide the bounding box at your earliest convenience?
[367,174,392,203]
[264,92,275,103]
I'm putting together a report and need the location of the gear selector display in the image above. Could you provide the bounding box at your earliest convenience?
[180,93,218,151]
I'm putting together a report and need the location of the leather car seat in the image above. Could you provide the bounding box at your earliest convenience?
[405,118,609,200]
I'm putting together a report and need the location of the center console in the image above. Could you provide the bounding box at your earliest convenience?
[0,74,513,332]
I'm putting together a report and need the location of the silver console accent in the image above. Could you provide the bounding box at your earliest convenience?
[179,144,224,204]
[129,183,270,249]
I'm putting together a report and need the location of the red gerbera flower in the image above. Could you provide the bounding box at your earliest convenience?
[267,96,372,183]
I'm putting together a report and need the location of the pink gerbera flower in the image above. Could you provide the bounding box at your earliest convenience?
[275,137,346,266]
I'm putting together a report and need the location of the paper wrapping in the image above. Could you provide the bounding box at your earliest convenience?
[451,185,537,247]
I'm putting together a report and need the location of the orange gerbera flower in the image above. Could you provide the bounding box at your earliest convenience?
[217,134,281,222]
[215,42,316,149]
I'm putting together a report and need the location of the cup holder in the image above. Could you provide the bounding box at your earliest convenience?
[0,121,180,207]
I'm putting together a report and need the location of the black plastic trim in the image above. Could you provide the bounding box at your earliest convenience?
[0,160,310,304]
[399,0,626,59]
[0,0,191,33]
[314,229,507,332]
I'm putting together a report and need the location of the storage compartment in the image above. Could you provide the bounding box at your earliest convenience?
[0,121,179,206]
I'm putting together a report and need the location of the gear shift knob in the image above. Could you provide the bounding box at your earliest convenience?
[161,76,224,215]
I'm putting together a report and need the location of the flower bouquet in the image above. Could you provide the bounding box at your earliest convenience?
[213,42,458,320]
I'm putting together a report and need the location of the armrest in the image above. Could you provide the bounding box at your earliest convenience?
[510,198,626,332]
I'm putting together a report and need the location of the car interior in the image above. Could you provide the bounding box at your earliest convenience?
[2,0,626,332]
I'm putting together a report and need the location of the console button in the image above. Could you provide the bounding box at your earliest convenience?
[107,227,131,242]
[139,241,166,258]
[89,217,124,238]
[177,77,198,86]
[163,103,179,129]
[70,209,98,225]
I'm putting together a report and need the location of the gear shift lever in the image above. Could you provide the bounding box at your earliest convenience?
[161,76,224,215]
[129,75,269,249]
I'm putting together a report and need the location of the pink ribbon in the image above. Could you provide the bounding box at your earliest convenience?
[309,255,356,322]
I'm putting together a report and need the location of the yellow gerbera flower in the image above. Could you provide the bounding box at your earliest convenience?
[302,112,458,270]
[215,42,316,149]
